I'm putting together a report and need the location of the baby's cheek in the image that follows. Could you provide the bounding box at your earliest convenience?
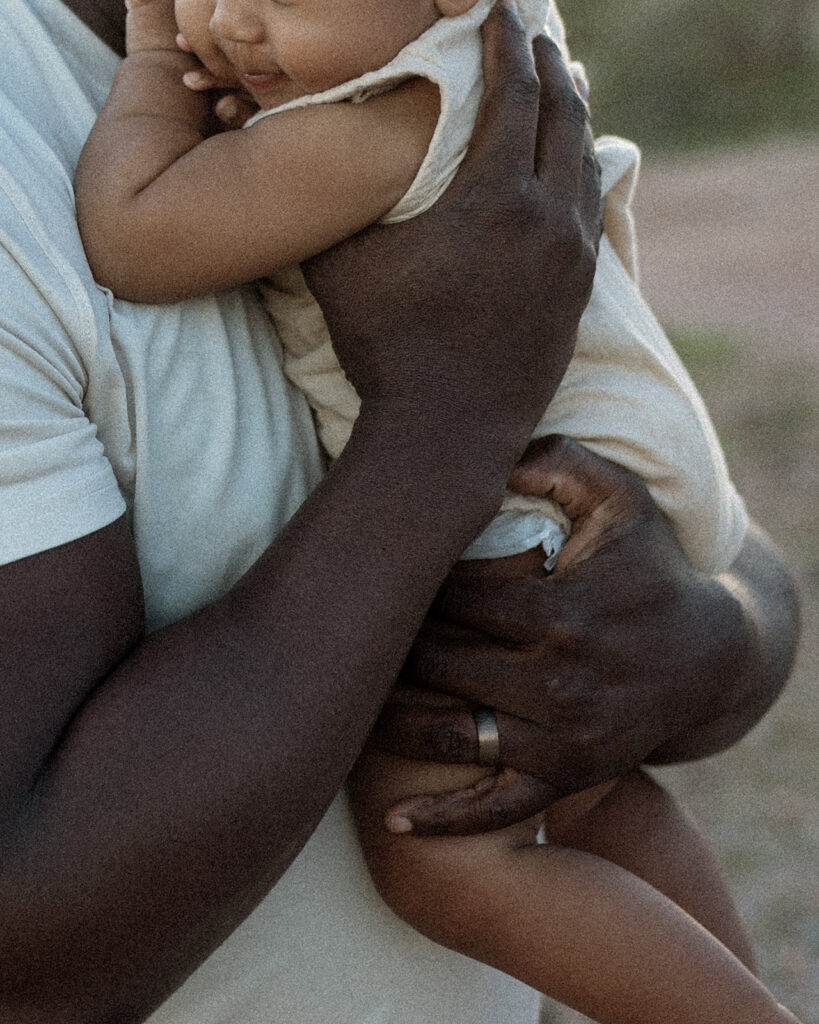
[173,0,211,45]
[175,0,241,86]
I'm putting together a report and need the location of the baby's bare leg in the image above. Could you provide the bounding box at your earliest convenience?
[348,745,542,954]
[349,751,799,1024]
[544,769,756,969]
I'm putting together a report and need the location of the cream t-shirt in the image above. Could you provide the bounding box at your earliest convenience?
[251,0,748,573]
[0,1,540,1021]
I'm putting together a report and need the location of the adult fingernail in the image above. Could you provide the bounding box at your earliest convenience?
[386,814,413,834]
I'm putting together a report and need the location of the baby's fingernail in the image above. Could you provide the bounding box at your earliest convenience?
[183,71,205,89]
[218,96,240,121]
[386,814,413,834]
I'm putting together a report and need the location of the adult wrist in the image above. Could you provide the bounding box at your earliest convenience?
[344,398,513,547]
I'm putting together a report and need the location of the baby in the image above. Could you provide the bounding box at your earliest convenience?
[74,1,801,1021]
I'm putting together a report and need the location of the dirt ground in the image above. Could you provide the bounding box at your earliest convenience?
[634,136,818,365]
[541,136,819,1023]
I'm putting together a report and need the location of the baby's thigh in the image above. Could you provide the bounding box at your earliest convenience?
[542,778,621,836]
[348,745,541,947]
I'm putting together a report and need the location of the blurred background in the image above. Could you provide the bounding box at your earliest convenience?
[540,0,819,1020]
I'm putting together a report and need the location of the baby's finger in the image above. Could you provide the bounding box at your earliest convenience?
[176,32,195,53]
[213,92,259,129]
[183,68,219,92]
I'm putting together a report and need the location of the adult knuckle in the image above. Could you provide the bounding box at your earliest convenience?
[440,720,470,761]
[505,68,541,110]
[478,794,514,832]
[550,669,597,723]
[547,606,589,654]
[549,208,587,267]
[486,66,539,127]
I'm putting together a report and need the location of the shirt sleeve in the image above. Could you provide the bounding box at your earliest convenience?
[0,190,125,566]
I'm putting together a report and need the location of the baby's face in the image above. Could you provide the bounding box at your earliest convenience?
[175,0,443,108]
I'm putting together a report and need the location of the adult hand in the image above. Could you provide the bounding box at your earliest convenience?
[373,436,768,835]
[303,2,602,466]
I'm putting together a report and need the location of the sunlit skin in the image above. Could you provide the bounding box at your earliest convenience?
[174,0,448,107]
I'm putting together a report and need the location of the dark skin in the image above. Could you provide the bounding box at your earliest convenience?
[0,1,800,1022]
[2,3,601,1021]
[375,436,801,833]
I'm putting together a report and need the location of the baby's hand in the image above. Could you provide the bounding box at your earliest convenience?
[176,30,212,86]
[177,33,259,129]
[125,0,180,55]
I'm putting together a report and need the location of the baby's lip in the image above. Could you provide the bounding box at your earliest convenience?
[240,70,285,90]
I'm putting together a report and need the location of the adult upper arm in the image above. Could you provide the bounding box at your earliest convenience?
[0,203,137,815]
[0,519,144,818]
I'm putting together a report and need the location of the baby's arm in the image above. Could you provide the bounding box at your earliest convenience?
[74,0,438,303]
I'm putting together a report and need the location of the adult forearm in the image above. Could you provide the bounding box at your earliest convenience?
[647,523,800,763]
[0,413,504,1023]
[3,7,604,1011]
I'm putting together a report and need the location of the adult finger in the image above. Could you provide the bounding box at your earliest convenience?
[508,435,655,572]
[509,435,647,515]
[569,61,591,106]
[371,698,575,778]
[531,33,590,186]
[451,0,539,185]
[386,768,556,836]
[531,40,602,247]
